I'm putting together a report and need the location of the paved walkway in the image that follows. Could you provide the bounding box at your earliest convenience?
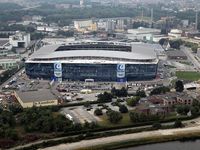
[40,126,200,150]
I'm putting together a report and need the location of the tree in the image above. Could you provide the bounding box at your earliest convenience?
[159,38,168,45]
[120,87,128,97]
[175,80,184,92]
[191,106,199,117]
[129,112,162,123]
[176,105,190,115]
[97,92,113,103]
[111,87,117,96]
[152,122,162,129]
[9,105,23,115]
[192,99,200,107]
[94,108,103,116]
[161,28,167,35]
[111,87,128,97]
[84,101,91,108]
[176,105,184,115]
[150,86,170,95]
[191,45,198,53]
[136,90,146,98]
[126,97,140,107]
[107,110,122,123]
[129,112,140,122]
[174,120,183,128]
[5,129,18,140]
[169,40,183,49]
[119,105,128,113]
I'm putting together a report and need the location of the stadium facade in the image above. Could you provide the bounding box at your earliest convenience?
[25,41,159,82]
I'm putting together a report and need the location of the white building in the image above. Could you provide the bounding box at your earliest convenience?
[74,20,93,30]
[97,20,107,30]
[127,27,161,42]
[37,26,59,32]
[0,59,20,69]
[106,20,116,33]
[9,32,31,48]
[116,19,125,30]
[80,0,84,7]
[168,29,182,39]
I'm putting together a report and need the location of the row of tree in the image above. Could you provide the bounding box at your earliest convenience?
[129,112,162,123]
[150,86,170,95]
[111,87,128,97]
[98,87,128,103]
[176,99,200,117]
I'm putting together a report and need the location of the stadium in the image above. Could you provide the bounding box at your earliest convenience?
[25,41,159,82]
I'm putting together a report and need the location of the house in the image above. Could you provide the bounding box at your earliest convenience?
[148,92,193,106]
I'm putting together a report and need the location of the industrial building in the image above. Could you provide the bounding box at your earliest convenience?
[166,50,187,60]
[14,90,58,108]
[25,41,159,82]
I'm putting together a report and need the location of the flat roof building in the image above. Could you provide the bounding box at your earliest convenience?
[14,89,58,108]
[166,50,187,60]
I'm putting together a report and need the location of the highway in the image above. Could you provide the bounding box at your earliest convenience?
[181,46,200,71]
[0,67,24,90]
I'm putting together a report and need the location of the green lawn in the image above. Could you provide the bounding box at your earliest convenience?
[176,71,200,81]
[98,112,187,128]
[98,113,132,127]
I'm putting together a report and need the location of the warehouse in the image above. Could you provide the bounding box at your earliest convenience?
[14,89,58,108]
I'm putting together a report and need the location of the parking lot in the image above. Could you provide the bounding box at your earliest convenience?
[60,106,98,124]
[59,97,136,124]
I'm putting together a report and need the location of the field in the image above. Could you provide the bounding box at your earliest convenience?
[98,112,179,127]
[98,113,132,127]
[176,71,200,81]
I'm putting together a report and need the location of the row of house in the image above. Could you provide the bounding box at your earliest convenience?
[136,92,193,115]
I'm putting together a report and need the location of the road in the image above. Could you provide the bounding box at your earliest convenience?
[8,117,200,150]
[181,46,200,70]
[0,67,25,90]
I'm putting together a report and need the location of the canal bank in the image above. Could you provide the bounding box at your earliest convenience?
[40,126,200,150]
[119,140,200,150]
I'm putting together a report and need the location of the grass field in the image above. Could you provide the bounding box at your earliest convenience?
[176,71,200,81]
[98,113,132,127]
[98,112,179,127]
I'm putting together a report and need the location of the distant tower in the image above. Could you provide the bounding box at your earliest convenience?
[196,10,198,30]
[141,8,144,21]
[80,0,84,8]
[151,8,154,28]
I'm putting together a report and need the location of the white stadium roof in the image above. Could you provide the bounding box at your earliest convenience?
[27,42,158,64]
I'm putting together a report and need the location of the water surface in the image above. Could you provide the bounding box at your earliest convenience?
[119,140,200,150]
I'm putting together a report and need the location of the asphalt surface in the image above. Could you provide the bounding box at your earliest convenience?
[181,46,200,70]
[0,67,25,90]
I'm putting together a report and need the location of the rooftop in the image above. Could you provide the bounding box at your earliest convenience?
[28,42,158,62]
[16,89,57,103]
[0,39,9,47]
[166,50,187,57]
[152,92,193,102]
